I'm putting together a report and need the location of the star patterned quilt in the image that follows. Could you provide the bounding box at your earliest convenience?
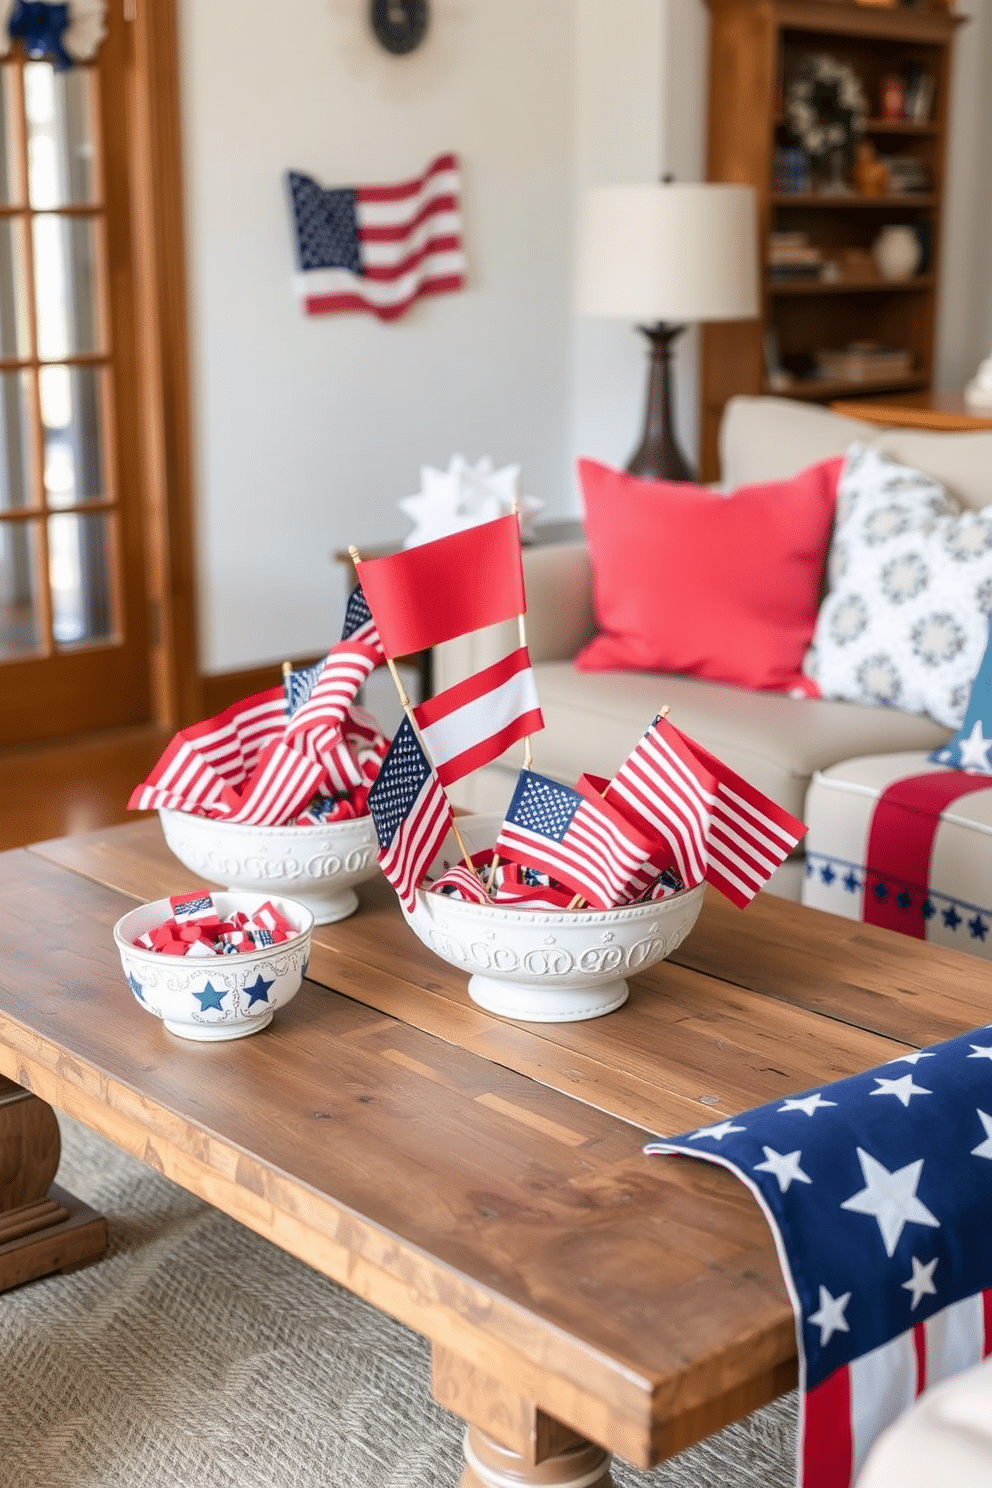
[646,1028,992,1487]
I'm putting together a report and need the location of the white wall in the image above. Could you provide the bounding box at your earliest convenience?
[181,0,574,674]
[567,0,708,484]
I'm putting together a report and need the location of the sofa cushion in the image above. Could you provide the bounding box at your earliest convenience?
[529,664,951,822]
[804,445,992,728]
[719,394,879,485]
[575,455,840,692]
[872,428,992,512]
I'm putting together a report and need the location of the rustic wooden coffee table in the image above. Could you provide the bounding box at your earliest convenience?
[1,819,988,1487]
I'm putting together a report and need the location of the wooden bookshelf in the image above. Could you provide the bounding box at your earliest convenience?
[700,0,963,480]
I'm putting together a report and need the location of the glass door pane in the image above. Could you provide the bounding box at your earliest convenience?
[0,518,43,656]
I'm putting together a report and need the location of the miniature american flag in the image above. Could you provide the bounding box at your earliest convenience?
[127,687,287,817]
[429,863,491,905]
[607,715,806,907]
[368,718,453,912]
[340,584,381,650]
[222,741,328,826]
[495,769,655,911]
[286,154,465,322]
[646,1027,992,1488]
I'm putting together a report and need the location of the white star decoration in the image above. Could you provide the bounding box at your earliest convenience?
[886,1051,936,1067]
[778,1093,838,1117]
[968,1044,992,1062]
[972,1110,992,1160]
[955,719,992,773]
[754,1146,812,1193]
[902,1255,938,1310]
[399,455,544,548]
[808,1285,851,1346]
[689,1119,746,1142]
[870,1073,932,1108]
[840,1148,940,1257]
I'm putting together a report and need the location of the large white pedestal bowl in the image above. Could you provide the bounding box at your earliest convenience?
[404,816,705,1022]
[158,808,378,925]
[113,892,313,1042]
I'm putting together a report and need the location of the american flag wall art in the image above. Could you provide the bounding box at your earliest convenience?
[286,154,466,321]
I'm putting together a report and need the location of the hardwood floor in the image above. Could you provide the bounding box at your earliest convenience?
[0,725,170,853]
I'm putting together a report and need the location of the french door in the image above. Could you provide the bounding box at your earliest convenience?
[0,8,152,748]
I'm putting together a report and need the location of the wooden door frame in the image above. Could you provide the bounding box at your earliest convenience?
[125,0,201,728]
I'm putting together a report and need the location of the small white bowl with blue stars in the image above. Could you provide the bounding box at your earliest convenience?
[113,892,314,1042]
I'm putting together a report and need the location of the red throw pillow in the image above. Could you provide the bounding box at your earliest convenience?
[575,456,842,692]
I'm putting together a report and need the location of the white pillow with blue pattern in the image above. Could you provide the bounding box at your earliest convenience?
[803,444,992,728]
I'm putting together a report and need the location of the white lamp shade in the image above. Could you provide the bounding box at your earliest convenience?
[576,182,759,323]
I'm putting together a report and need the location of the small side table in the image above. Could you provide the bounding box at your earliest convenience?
[829,390,992,433]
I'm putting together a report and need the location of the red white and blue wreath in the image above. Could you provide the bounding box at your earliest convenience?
[0,0,106,71]
[787,54,868,158]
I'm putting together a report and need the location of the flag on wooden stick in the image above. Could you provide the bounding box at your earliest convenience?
[127,687,288,817]
[367,718,453,911]
[494,769,656,911]
[355,515,526,658]
[413,646,543,785]
[606,715,806,907]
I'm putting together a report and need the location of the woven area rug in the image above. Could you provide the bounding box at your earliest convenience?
[0,1117,798,1488]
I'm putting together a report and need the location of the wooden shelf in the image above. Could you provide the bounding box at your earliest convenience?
[700,0,957,481]
[768,274,934,295]
[768,374,927,403]
[773,114,938,136]
[771,192,936,208]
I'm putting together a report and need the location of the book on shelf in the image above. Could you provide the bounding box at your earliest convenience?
[815,343,912,383]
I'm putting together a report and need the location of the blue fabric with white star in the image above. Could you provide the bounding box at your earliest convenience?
[931,624,992,775]
[286,172,364,274]
[645,1027,992,1390]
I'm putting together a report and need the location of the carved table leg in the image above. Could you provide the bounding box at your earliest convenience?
[432,1344,615,1488]
[460,1426,614,1488]
[0,1075,107,1292]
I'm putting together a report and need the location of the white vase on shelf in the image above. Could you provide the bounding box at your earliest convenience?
[872,225,922,282]
[965,353,992,410]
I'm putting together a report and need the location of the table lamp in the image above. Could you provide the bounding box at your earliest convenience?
[576,182,759,482]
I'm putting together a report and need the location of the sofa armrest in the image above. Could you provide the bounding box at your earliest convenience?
[433,540,595,693]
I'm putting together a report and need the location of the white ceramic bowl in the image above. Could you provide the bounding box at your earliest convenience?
[158,807,378,925]
[113,892,313,1041]
[403,815,705,1022]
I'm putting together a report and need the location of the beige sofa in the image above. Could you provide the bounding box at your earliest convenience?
[435,396,992,900]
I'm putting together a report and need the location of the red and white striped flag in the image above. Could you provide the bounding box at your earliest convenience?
[128,687,287,817]
[284,641,381,752]
[429,863,491,904]
[606,716,806,907]
[287,154,465,322]
[222,741,328,826]
[413,647,543,786]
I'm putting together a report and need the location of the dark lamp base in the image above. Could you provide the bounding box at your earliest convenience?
[625,322,698,484]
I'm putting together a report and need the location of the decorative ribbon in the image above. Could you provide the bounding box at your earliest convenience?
[8,1,72,70]
[863,771,992,939]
